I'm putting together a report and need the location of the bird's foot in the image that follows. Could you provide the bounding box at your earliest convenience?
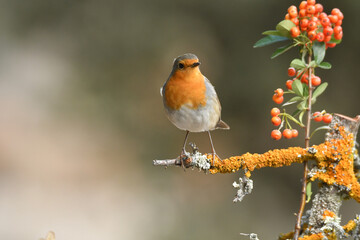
[211,152,222,166]
[179,149,189,170]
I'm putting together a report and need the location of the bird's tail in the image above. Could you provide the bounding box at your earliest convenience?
[215,120,230,130]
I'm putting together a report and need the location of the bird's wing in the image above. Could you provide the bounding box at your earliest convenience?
[204,76,230,130]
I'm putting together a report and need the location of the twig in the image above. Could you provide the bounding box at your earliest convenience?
[294,54,313,240]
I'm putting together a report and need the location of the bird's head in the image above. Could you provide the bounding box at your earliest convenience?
[172,53,201,75]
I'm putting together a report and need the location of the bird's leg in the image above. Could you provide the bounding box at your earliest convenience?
[180,131,190,168]
[208,131,221,165]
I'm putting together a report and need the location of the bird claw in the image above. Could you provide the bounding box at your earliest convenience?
[179,150,191,170]
[210,152,222,166]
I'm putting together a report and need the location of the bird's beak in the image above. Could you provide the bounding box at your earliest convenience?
[191,62,201,68]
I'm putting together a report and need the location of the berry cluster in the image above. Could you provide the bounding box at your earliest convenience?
[286,67,321,91]
[270,107,299,140]
[312,111,332,123]
[286,0,343,48]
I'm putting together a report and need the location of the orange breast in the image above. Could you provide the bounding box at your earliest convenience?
[164,69,206,110]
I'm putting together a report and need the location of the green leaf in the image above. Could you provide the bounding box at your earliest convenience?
[292,109,301,117]
[299,110,305,124]
[276,20,296,38]
[292,79,303,96]
[297,100,307,111]
[290,58,306,70]
[313,41,326,64]
[253,35,289,48]
[271,44,294,59]
[303,83,309,97]
[285,113,303,126]
[262,30,283,36]
[328,36,342,44]
[312,82,328,99]
[282,96,303,107]
[282,101,298,107]
[310,125,332,138]
[306,182,312,203]
[318,62,332,69]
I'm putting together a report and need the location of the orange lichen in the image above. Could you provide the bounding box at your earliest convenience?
[343,219,356,233]
[279,231,294,240]
[208,125,360,203]
[323,210,336,219]
[299,233,324,240]
[208,146,307,175]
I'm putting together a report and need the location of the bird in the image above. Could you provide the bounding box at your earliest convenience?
[160,53,229,166]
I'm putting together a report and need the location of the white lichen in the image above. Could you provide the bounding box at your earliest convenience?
[240,233,259,240]
[191,152,211,170]
[233,176,253,203]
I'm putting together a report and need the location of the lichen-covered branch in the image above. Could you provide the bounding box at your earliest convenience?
[154,114,360,239]
[154,115,360,204]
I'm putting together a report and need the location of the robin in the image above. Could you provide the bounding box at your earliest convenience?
[161,53,229,166]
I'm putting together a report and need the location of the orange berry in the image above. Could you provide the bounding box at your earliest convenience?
[275,88,284,97]
[334,31,343,40]
[291,129,299,138]
[331,8,341,16]
[271,116,282,126]
[326,42,336,48]
[307,30,317,41]
[323,26,333,37]
[299,9,307,17]
[313,112,322,122]
[283,129,293,139]
[337,11,344,21]
[271,107,281,117]
[285,13,290,20]
[271,130,282,140]
[301,73,309,84]
[290,11,298,19]
[286,80,293,90]
[333,26,342,35]
[299,1,307,9]
[290,26,300,37]
[307,21,317,30]
[300,18,309,28]
[321,17,331,27]
[335,19,343,26]
[319,12,328,19]
[324,35,332,43]
[273,95,284,104]
[316,32,325,42]
[288,67,296,77]
[311,75,321,86]
[288,5,297,12]
[315,3,323,13]
[307,0,316,6]
[291,17,299,26]
[323,113,333,124]
[306,5,316,15]
[310,16,319,23]
[328,15,338,24]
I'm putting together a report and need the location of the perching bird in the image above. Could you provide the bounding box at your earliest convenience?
[161,53,229,166]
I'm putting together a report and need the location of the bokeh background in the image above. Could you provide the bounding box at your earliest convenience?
[0,0,359,239]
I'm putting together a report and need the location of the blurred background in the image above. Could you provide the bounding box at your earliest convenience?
[0,0,359,239]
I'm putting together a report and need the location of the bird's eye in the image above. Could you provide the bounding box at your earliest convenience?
[178,63,184,69]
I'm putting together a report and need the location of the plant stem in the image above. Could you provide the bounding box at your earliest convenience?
[294,54,313,240]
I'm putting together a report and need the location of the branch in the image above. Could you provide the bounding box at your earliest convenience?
[154,114,360,239]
